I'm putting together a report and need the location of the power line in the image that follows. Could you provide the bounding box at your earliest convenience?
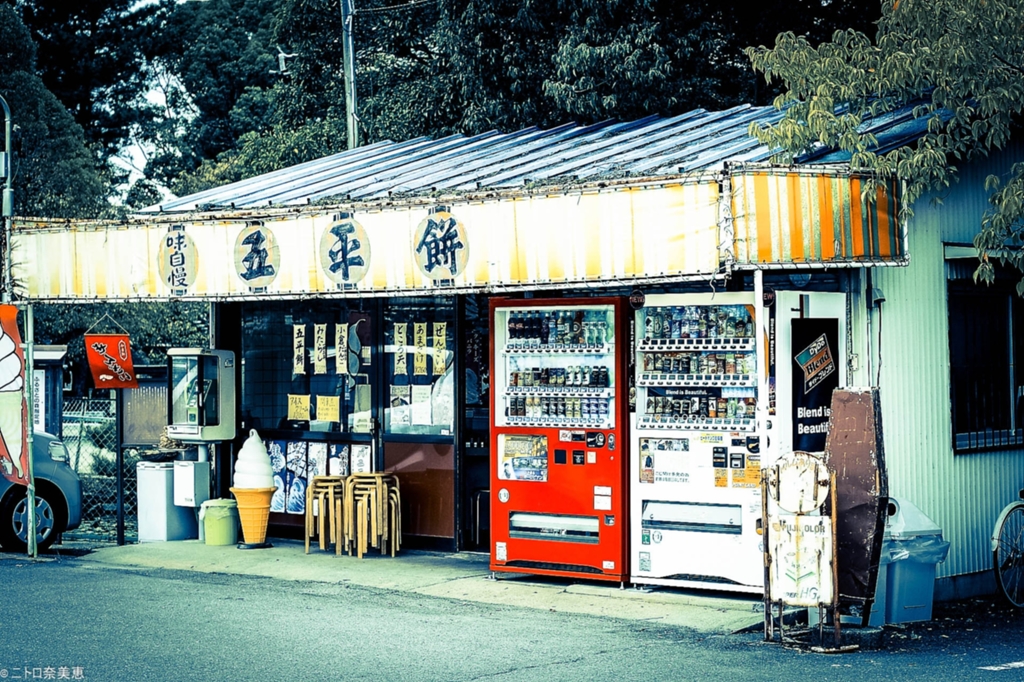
[354,0,437,16]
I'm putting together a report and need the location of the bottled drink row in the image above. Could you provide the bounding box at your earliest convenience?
[645,395,755,420]
[509,365,611,389]
[506,309,609,348]
[641,351,754,376]
[643,305,752,340]
[506,395,610,421]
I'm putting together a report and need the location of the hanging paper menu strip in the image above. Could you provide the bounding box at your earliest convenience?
[287,394,310,421]
[413,322,427,376]
[314,324,327,374]
[316,395,340,422]
[293,325,306,375]
[336,323,349,375]
[394,323,408,375]
[432,322,447,376]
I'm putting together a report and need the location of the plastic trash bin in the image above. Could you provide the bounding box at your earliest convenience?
[200,499,239,546]
[881,498,950,624]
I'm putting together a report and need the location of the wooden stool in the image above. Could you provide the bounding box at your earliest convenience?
[305,475,346,554]
[344,473,401,557]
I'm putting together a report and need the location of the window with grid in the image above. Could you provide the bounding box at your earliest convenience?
[947,260,1024,452]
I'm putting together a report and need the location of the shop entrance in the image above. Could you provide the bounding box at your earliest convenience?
[380,297,457,550]
[230,300,377,535]
[222,294,489,551]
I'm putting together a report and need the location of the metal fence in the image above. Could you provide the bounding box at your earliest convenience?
[62,397,138,542]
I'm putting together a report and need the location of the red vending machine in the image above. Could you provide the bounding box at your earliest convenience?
[489,297,628,583]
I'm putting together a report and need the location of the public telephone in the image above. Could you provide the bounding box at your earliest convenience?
[167,348,236,442]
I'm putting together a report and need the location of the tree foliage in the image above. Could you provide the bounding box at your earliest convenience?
[16,0,160,163]
[166,0,881,194]
[746,0,1024,292]
[0,4,106,218]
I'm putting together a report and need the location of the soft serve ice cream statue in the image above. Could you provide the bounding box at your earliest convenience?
[233,429,274,489]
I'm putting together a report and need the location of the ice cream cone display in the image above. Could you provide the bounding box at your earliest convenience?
[230,429,276,547]
[230,486,276,545]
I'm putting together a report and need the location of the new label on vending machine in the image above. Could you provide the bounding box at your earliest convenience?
[490,297,629,582]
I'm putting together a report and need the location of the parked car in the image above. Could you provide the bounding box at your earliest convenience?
[0,432,82,552]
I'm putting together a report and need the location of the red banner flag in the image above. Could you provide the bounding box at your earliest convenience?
[0,305,28,486]
[84,334,139,389]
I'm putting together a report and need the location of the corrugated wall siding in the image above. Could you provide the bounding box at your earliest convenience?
[873,142,1024,580]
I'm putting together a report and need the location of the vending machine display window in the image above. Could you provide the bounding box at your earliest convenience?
[636,303,757,433]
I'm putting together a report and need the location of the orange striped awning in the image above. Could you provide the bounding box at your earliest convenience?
[730,168,904,266]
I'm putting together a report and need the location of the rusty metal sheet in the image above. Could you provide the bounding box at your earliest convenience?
[823,387,888,626]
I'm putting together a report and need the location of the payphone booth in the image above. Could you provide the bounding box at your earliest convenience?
[167,349,237,509]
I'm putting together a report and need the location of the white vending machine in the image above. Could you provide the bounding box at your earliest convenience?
[630,292,767,593]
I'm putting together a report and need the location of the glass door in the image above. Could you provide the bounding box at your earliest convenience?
[381,296,457,548]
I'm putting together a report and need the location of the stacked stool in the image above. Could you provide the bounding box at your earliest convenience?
[343,473,401,558]
[304,475,346,554]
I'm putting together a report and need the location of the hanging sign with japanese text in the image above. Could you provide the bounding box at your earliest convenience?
[336,323,349,375]
[394,323,407,375]
[313,324,327,374]
[432,322,446,376]
[157,224,198,295]
[413,322,427,376]
[233,221,280,291]
[84,334,139,390]
[413,209,469,281]
[293,325,306,375]
[320,213,371,287]
[0,306,28,485]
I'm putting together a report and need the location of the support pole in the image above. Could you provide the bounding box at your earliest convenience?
[115,388,125,546]
[341,0,359,149]
[25,303,35,557]
[0,93,12,304]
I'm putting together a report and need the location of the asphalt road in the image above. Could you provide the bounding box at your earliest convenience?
[2,557,1024,681]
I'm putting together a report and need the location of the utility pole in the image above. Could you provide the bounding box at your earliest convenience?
[341,0,359,149]
[1,93,12,303]
[0,94,34,558]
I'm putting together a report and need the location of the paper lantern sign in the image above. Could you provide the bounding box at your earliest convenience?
[234,222,280,290]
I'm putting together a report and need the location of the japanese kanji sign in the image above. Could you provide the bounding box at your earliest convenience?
[293,325,306,375]
[233,221,280,290]
[84,334,139,390]
[157,224,198,294]
[0,305,28,485]
[413,210,469,281]
[320,214,371,286]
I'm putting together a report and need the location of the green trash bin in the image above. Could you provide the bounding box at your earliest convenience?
[201,499,239,546]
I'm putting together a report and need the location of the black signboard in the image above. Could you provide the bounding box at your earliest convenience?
[791,317,840,452]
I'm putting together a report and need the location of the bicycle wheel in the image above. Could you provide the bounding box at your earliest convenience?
[993,502,1024,608]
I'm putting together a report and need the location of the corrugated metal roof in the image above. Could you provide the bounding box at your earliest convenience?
[145,102,929,213]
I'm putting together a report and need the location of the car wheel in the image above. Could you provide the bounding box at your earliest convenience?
[0,483,67,553]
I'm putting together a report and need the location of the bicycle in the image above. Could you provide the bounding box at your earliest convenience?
[992,488,1024,607]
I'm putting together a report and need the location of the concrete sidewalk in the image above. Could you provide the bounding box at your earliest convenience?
[38,538,767,634]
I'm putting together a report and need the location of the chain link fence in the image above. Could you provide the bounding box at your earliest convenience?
[62,397,138,542]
